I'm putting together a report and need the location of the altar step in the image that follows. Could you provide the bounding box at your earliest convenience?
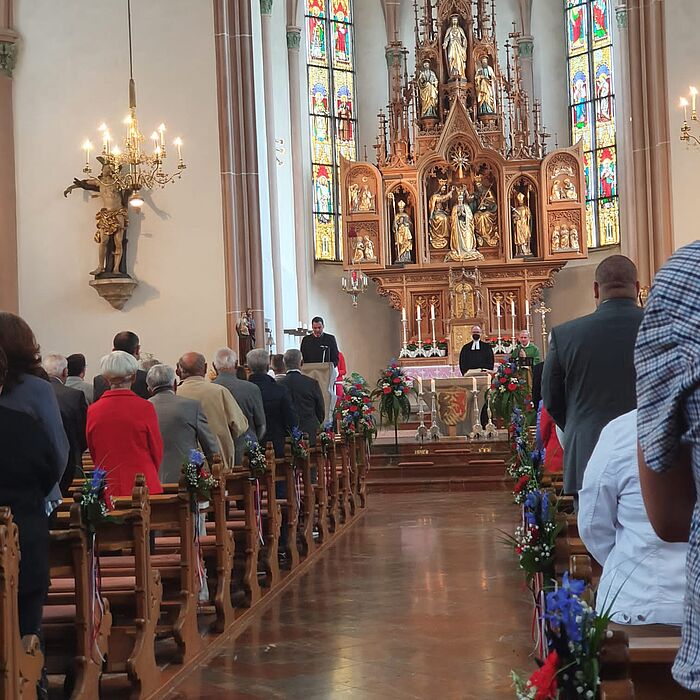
[367,439,510,493]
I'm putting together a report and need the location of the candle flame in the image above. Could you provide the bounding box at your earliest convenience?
[97,123,107,132]
[173,137,183,146]
[690,86,698,96]
[150,131,159,140]
[111,146,121,156]
[158,123,166,133]
[82,139,93,150]
[680,97,689,107]
[123,115,132,124]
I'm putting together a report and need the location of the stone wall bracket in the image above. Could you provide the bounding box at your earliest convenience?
[89,277,138,310]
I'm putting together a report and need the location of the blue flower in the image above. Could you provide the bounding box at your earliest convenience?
[91,467,107,489]
[188,449,205,466]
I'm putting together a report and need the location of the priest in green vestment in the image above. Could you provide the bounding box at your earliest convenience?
[510,329,541,365]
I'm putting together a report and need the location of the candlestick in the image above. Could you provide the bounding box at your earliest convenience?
[681,97,689,123]
[430,378,436,394]
[496,300,501,318]
[158,123,166,149]
[510,299,515,317]
[82,139,92,166]
[417,376,423,394]
[416,304,421,321]
[430,303,435,321]
[525,299,530,316]
[173,137,183,161]
[691,86,698,118]
[471,376,477,393]
[430,318,437,354]
[401,306,407,322]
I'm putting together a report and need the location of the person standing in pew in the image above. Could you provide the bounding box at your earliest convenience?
[0,347,59,654]
[177,352,248,469]
[42,353,88,495]
[93,330,150,401]
[212,347,266,466]
[279,349,325,447]
[146,364,220,482]
[0,312,68,516]
[543,256,642,500]
[65,353,94,404]
[635,240,700,692]
[579,409,687,625]
[86,351,163,500]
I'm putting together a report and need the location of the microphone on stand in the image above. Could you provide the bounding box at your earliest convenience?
[320,345,329,364]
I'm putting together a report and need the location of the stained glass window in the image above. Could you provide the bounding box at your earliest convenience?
[565,0,619,247]
[305,0,357,261]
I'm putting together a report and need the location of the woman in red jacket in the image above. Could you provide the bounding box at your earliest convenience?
[539,404,563,474]
[87,351,163,500]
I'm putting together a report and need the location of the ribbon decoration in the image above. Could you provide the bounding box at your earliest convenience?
[255,479,264,546]
[89,534,106,662]
[194,511,206,590]
[531,571,548,660]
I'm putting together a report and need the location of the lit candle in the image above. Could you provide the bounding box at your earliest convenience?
[430,304,436,321]
[401,306,406,322]
[496,299,501,318]
[123,115,132,143]
[104,131,111,155]
[173,137,183,161]
[82,139,92,166]
[510,299,515,317]
[158,123,166,148]
[525,299,530,316]
[430,378,436,393]
[417,376,423,394]
[681,97,689,123]
[691,86,698,116]
[416,304,421,321]
[471,376,477,393]
[111,145,121,157]
[151,131,159,153]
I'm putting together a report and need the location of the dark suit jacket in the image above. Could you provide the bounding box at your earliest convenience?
[542,298,643,494]
[300,332,340,366]
[93,368,149,401]
[49,378,88,494]
[531,361,544,411]
[459,341,494,374]
[279,370,325,446]
[248,373,298,457]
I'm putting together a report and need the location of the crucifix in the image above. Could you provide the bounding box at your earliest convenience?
[535,300,552,356]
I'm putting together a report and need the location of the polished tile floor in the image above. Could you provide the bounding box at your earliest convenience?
[166,493,534,699]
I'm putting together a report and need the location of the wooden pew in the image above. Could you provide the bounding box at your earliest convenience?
[258,445,281,588]
[0,507,43,700]
[43,502,112,700]
[352,435,369,509]
[274,450,300,570]
[322,438,341,535]
[311,443,330,545]
[340,442,356,518]
[295,441,316,558]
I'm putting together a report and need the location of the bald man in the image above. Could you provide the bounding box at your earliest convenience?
[542,255,643,497]
[177,352,248,468]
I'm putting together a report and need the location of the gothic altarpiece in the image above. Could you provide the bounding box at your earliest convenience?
[340,0,587,366]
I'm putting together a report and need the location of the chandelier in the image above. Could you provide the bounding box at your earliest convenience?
[340,268,369,307]
[679,86,700,146]
[79,0,185,207]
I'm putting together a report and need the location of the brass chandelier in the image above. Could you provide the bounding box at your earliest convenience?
[79,0,185,207]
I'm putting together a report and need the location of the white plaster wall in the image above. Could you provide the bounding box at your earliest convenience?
[13,0,227,375]
[664,0,700,251]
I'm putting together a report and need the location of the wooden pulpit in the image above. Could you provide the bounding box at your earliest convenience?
[301,362,338,423]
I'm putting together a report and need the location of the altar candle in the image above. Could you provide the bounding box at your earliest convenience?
[525,299,530,316]
[430,304,436,321]
[401,306,406,322]
[430,378,436,393]
[471,376,477,393]
[510,299,515,317]
[417,376,423,394]
[496,299,501,318]
[416,304,421,321]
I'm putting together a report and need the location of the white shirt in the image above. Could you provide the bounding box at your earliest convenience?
[578,409,687,625]
[470,340,481,350]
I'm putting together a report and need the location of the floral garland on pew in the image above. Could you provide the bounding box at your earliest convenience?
[319,421,336,498]
[334,373,377,444]
[508,408,543,505]
[182,449,218,514]
[77,467,119,536]
[245,439,267,545]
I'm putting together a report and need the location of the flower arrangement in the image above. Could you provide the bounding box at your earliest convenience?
[319,421,336,457]
[335,374,377,443]
[373,361,413,424]
[182,449,218,505]
[489,361,534,425]
[289,426,309,466]
[245,438,268,480]
[507,408,543,504]
[78,467,118,535]
[511,573,612,700]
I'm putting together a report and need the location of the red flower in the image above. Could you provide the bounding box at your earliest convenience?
[505,367,513,375]
[349,405,358,412]
[383,387,391,395]
[393,377,401,384]
[363,396,370,403]
[514,475,530,493]
[507,382,517,391]
[499,377,508,384]
[528,651,559,700]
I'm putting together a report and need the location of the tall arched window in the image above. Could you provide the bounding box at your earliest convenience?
[566,0,619,248]
[305,0,357,261]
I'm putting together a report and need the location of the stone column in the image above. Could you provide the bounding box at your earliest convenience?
[516,0,535,107]
[286,21,310,326]
[0,0,18,312]
[623,0,674,285]
[259,0,285,348]
[214,0,265,348]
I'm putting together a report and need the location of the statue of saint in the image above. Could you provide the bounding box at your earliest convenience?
[512,191,533,256]
[551,226,561,252]
[236,312,254,362]
[443,15,467,80]
[470,174,499,246]
[352,237,366,264]
[364,236,376,261]
[64,158,129,277]
[348,182,360,212]
[570,227,580,251]
[560,226,570,250]
[551,180,564,201]
[446,188,482,261]
[391,198,413,264]
[563,178,578,200]
[358,178,374,211]
[475,56,496,115]
[417,61,439,118]
[428,180,454,249]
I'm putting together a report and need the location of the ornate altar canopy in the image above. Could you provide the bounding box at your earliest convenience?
[340,0,587,363]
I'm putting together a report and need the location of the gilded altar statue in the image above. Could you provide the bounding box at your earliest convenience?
[417,61,439,118]
[364,235,376,261]
[474,56,497,115]
[446,188,483,261]
[470,174,498,246]
[64,158,129,276]
[352,236,366,264]
[443,15,467,80]
[390,195,413,263]
[428,180,454,249]
[512,191,533,256]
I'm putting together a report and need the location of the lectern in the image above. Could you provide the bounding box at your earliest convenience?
[301,362,338,423]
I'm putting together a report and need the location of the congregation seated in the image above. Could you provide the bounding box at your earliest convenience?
[279,348,325,447]
[87,350,163,499]
[579,409,687,625]
[177,351,248,469]
[65,352,94,403]
[93,330,150,401]
[43,352,88,495]
[0,312,68,513]
[212,346,266,465]
[147,363,220,482]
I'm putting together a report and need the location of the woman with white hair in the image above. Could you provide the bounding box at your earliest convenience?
[86,350,163,499]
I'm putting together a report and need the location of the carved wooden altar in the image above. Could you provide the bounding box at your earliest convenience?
[340,0,587,364]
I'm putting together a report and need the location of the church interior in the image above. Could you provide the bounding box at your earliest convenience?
[1,0,699,698]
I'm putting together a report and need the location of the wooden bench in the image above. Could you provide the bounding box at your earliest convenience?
[274,450,300,570]
[0,507,44,700]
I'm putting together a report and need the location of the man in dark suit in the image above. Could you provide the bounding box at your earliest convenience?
[42,353,88,494]
[279,349,325,446]
[94,331,149,400]
[543,255,643,496]
[300,316,339,367]
[459,324,495,374]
